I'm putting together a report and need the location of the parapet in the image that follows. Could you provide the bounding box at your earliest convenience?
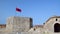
[6,16,33,32]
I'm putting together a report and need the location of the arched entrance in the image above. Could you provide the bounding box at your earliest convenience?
[54,23,60,32]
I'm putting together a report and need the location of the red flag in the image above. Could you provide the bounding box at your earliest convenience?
[16,7,21,12]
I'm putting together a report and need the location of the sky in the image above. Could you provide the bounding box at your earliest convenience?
[0,0,60,25]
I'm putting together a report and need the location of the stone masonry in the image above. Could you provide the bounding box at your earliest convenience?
[0,16,60,34]
[6,16,33,32]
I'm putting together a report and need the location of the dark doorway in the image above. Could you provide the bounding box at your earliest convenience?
[54,23,60,32]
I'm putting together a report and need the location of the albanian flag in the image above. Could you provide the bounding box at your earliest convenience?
[16,7,21,12]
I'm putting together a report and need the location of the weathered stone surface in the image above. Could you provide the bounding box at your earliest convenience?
[6,16,33,32]
[0,16,60,34]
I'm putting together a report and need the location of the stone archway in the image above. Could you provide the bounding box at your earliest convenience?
[54,23,60,32]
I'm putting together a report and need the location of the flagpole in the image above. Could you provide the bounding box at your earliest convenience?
[15,7,17,16]
[15,6,18,16]
[16,7,22,16]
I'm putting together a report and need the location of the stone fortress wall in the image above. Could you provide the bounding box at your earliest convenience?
[0,16,33,34]
[0,16,60,34]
